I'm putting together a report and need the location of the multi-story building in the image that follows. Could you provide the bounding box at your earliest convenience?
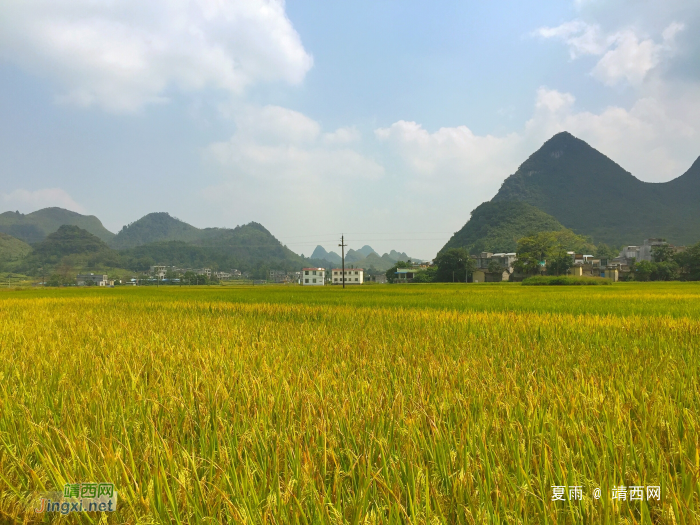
[302,268,325,286]
[472,252,517,283]
[269,270,288,283]
[617,239,670,264]
[76,274,110,286]
[332,268,364,285]
[150,266,169,279]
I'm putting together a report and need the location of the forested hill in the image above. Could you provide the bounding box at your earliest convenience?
[110,212,205,249]
[440,201,564,255]
[491,132,700,246]
[0,207,114,244]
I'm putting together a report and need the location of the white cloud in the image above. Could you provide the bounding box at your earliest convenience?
[535,20,684,86]
[233,105,321,145]
[199,84,699,258]
[370,86,698,248]
[1,188,86,214]
[374,122,521,192]
[0,0,313,112]
[203,105,383,239]
[323,127,361,145]
[526,87,696,179]
[535,20,608,57]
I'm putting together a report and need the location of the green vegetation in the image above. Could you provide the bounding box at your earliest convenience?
[514,229,594,276]
[0,233,31,261]
[0,285,698,523]
[432,248,475,282]
[522,275,612,285]
[110,212,205,249]
[20,225,121,275]
[0,207,114,243]
[441,200,565,254]
[628,240,700,282]
[492,132,700,246]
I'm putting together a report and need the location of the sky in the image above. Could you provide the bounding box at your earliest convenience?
[1,0,698,260]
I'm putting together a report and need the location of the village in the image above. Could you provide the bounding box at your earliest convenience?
[70,237,682,287]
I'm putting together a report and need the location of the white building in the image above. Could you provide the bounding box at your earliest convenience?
[77,274,109,286]
[150,266,168,279]
[302,268,325,286]
[332,268,364,285]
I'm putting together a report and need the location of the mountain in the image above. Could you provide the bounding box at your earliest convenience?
[388,250,412,262]
[18,225,123,274]
[344,249,366,263]
[190,222,306,267]
[0,233,32,261]
[441,201,565,254]
[491,132,700,246]
[357,245,378,257]
[0,207,114,244]
[111,212,204,249]
[122,223,306,275]
[31,225,112,260]
[311,245,342,265]
[310,243,423,269]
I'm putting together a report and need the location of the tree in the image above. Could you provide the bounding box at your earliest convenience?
[650,261,679,281]
[595,243,620,260]
[651,244,674,263]
[413,267,437,283]
[46,274,63,287]
[433,248,474,282]
[674,242,700,281]
[547,245,572,276]
[385,260,410,284]
[633,260,653,281]
[487,259,505,275]
[514,233,553,275]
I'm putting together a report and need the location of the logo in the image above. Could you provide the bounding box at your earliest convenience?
[34,483,117,515]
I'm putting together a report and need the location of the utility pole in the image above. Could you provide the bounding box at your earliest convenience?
[339,235,347,289]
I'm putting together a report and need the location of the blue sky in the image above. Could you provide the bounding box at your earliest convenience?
[1,0,698,259]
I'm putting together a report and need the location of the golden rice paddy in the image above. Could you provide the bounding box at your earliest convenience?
[0,283,698,523]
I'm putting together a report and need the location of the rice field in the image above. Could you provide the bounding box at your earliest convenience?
[0,283,699,524]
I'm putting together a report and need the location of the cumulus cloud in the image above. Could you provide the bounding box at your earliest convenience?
[369,85,698,243]
[203,105,383,234]
[1,188,86,214]
[199,86,699,258]
[535,20,684,86]
[374,122,522,196]
[525,87,697,179]
[232,105,321,145]
[323,127,361,145]
[0,0,313,112]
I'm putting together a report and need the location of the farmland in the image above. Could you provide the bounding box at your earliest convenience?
[1,283,699,524]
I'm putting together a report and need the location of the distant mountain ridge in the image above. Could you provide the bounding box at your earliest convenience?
[0,207,114,244]
[311,246,342,265]
[490,132,700,246]
[311,244,422,270]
